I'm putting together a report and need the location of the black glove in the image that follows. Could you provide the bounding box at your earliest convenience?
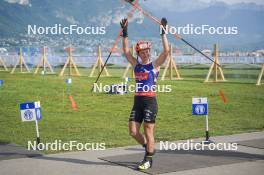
[120,18,128,38]
[160,17,167,35]
[125,0,136,3]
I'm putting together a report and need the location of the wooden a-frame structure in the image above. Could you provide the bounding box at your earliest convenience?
[11,48,31,74]
[0,56,8,71]
[34,46,54,74]
[204,44,226,82]
[256,64,264,86]
[161,44,183,80]
[59,46,81,77]
[89,45,110,77]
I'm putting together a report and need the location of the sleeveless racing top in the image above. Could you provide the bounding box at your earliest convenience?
[134,62,159,97]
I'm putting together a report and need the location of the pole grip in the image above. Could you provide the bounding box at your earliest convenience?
[37,137,40,145]
[205,131,209,141]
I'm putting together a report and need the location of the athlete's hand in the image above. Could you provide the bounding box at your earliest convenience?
[160,17,167,35]
[120,18,128,37]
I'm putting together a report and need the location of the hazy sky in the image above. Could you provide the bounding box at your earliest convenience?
[141,0,264,12]
[200,0,264,5]
[4,0,264,5]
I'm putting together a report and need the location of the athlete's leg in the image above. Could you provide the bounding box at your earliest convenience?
[137,122,155,170]
[143,123,155,153]
[129,121,146,145]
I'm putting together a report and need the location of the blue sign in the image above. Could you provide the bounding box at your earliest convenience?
[20,102,35,110]
[20,101,42,121]
[0,80,3,86]
[35,108,42,120]
[192,98,208,115]
[65,78,72,84]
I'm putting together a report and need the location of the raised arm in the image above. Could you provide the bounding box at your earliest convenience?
[121,18,137,67]
[154,18,170,69]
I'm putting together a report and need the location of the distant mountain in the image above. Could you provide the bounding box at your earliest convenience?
[0,0,264,50]
[0,0,118,36]
[142,1,264,50]
[0,0,147,36]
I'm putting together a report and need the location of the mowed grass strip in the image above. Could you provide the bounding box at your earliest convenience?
[0,67,263,154]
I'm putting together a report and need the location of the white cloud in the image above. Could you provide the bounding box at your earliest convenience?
[4,0,30,5]
[55,11,79,24]
[112,8,144,24]
[142,0,210,12]
[141,0,264,12]
[89,5,145,27]
[89,11,113,27]
[200,0,264,5]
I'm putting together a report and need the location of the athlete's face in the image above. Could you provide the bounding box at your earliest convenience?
[138,49,150,63]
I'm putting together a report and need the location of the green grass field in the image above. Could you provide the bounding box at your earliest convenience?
[0,65,263,154]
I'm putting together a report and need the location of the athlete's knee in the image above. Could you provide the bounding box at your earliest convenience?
[129,129,139,138]
[144,123,153,130]
[144,125,154,139]
[144,123,154,132]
